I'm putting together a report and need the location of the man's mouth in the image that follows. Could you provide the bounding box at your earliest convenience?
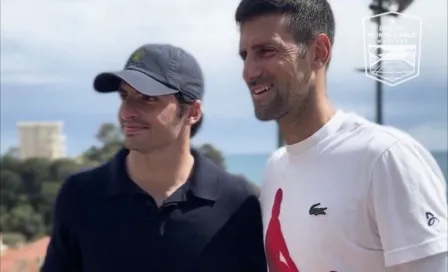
[122,125,148,135]
[251,84,273,96]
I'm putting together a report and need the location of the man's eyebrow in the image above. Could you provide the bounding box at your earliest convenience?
[239,42,275,57]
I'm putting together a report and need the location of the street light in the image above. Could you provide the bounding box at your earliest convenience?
[355,64,384,125]
[357,0,415,125]
[277,125,282,148]
[365,0,387,125]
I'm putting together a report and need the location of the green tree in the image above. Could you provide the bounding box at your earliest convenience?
[49,158,79,181]
[5,146,19,158]
[0,205,7,231]
[36,182,62,233]
[1,170,22,209]
[20,158,51,192]
[197,143,226,169]
[96,122,122,145]
[1,204,45,240]
[99,141,123,162]
[82,146,102,163]
[19,158,51,209]
[1,232,26,247]
[83,123,123,163]
[1,153,22,174]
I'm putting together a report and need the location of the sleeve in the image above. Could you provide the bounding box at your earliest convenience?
[369,139,448,267]
[40,177,82,272]
[392,252,447,272]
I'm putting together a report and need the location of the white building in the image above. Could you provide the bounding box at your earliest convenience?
[17,121,66,160]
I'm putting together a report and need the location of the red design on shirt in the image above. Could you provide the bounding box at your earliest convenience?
[265,188,299,272]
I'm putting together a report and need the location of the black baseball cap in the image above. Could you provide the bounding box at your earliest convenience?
[93,44,204,101]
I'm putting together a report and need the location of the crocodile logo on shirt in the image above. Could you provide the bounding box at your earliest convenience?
[309,203,327,216]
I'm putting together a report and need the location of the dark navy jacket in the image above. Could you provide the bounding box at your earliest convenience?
[41,148,267,272]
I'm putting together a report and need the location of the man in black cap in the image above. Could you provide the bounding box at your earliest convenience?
[41,44,267,272]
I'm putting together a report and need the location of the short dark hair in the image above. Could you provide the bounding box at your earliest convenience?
[175,93,203,138]
[235,0,335,67]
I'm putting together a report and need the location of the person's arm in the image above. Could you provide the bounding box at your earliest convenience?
[369,139,447,270]
[41,177,82,271]
[240,191,268,272]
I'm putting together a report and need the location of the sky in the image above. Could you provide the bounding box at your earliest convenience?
[1,0,447,156]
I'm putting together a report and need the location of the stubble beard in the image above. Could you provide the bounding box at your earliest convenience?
[254,87,289,121]
[123,134,152,153]
[254,79,312,123]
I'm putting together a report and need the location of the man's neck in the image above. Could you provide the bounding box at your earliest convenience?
[279,88,335,146]
[126,142,194,203]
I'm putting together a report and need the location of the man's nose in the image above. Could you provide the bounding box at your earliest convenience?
[119,101,139,120]
[243,57,262,84]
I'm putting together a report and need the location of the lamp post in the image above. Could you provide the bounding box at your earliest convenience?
[276,125,282,148]
[368,0,387,125]
[359,0,410,125]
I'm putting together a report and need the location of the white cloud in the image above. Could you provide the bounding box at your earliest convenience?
[1,73,69,86]
[2,0,445,87]
[0,0,242,83]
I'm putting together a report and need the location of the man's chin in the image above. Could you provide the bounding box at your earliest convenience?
[255,111,277,121]
[123,139,156,154]
[123,139,140,151]
[255,116,274,122]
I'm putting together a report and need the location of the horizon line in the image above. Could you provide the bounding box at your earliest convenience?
[224,149,448,157]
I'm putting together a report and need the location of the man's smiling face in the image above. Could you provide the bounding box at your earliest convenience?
[239,14,312,121]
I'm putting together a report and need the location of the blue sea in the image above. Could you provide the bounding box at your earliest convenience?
[225,151,448,185]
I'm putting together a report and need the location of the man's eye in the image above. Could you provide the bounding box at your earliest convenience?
[142,95,157,102]
[118,92,127,99]
[260,48,275,57]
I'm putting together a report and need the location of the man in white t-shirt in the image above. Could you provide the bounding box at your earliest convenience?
[235,0,447,271]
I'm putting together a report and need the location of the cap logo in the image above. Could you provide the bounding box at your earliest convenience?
[130,48,145,63]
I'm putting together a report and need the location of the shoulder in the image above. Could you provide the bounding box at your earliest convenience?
[50,161,110,226]
[336,113,436,166]
[215,164,260,199]
[261,147,287,183]
[340,118,444,182]
[265,147,287,171]
[348,121,447,200]
[197,154,260,208]
[370,130,445,184]
[198,157,263,218]
[337,112,409,152]
[358,123,440,171]
[258,147,287,196]
[57,160,113,202]
[193,148,260,199]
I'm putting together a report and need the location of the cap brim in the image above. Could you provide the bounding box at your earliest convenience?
[93,69,178,96]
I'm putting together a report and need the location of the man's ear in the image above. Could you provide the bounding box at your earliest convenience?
[309,33,331,70]
[187,100,202,125]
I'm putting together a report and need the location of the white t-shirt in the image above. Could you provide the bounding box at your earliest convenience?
[261,110,448,272]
